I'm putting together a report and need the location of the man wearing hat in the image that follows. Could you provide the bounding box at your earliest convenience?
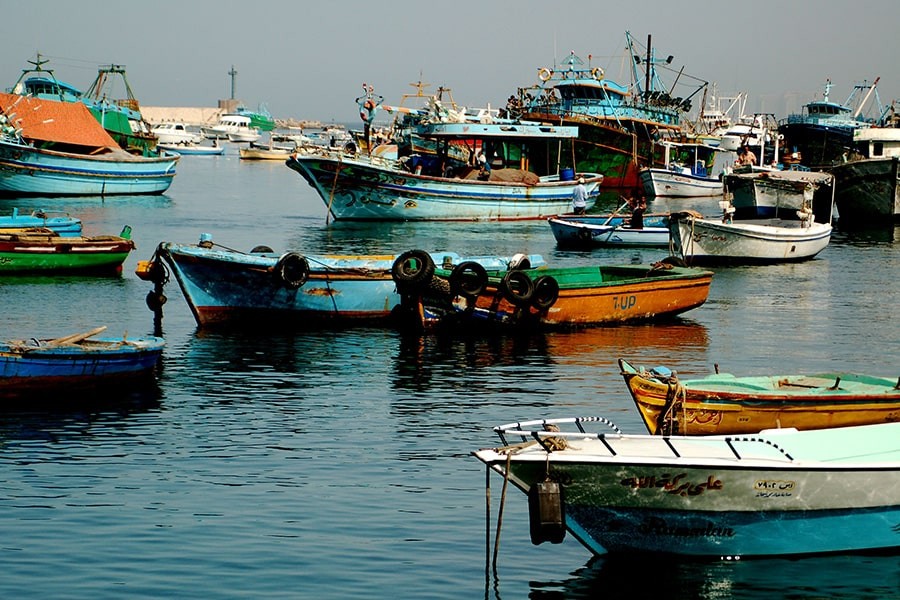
[571,176,588,215]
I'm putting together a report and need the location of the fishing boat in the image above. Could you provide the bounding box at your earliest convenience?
[547,212,670,248]
[0,92,178,196]
[0,207,82,236]
[474,417,900,558]
[286,87,603,221]
[667,208,833,265]
[639,140,734,197]
[390,250,713,331]
[239,140,293,160]
[619,358,900,436]
[778,78,881,169]
[0,326,164,398]
[0,225,135,274]
[723,166,835,222]
[10,55,160,156]
[830,110,900,225]
[509,33,705,192]
[137,234,546,328]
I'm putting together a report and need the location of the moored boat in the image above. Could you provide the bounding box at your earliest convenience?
[0,325,164,398]
[667,208,832,265]
[778,78,881,169]
[510,34,704,192]
[0,207,82,237]
[639,140,734,197]
[391,250,713,331]
[830,112,900,224]
[138,235,546,328]
[474,417,900,558]
[0,225,135,274]
[619,357,900,435]
[0,92,178,196]
[287,94,603,220]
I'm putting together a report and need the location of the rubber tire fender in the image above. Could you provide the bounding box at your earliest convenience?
[274,252,310,289]
[391,249,435,286]
[531,275,560,310]
[500,270,534,307]
[449,261,488,298]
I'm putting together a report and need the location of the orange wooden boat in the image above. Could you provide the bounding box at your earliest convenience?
[390,250,713,331]
[619,358,900,435]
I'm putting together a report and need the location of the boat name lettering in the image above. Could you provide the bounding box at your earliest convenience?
[620,473,723,496]
[638,516,735,538]
[613,295,637,310]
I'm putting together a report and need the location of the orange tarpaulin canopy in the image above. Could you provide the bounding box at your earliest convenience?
[0,92,119,150]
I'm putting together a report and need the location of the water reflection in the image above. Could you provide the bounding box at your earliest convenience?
[833,222,899,245]
[518,552,900,600]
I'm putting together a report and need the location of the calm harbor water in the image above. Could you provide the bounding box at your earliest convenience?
[1,145,899,599]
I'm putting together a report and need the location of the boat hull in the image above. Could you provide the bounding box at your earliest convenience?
[0,231,134,273]
[548,214,670,247]
[831,156,900,224]
[0,336,164,395]
[475,421,900,558]
[669,215,832,265]
[640,167,723,197]
[724,169,835,222]
[400,263,712,331]
[286,153,601,221]
[619,358,900,435]
[153,243,545,328]
[0,140,178,196]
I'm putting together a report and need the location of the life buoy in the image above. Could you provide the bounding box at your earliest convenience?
[449,261,488,298]
[273,252,310,289]
[531,275,560,310]
[590,67,604,80]
[500,270,534,307]
[391,249,435,287]
[508,253,532,270]
[538,68,552,82]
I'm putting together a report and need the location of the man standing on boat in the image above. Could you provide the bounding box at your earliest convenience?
[572,177,588,215]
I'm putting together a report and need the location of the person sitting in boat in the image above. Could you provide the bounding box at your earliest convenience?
[571,177,588,215]
[627,195,647,229]
[737,146,757,167]
[476,150,492,180]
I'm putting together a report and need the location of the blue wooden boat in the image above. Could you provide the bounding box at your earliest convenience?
[475,417,900,558]
[0,92,178,196]
[0,207,82,236]
[138,234,546,328]
[286,87,602,221]
[0,326,164,397]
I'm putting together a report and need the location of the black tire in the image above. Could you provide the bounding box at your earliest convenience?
[273,252,310,289]
[500,270,534,307]
[659,255,686,268]
[250,245,274,254]
[391,250,435,285]
[449,261,488,298]
[145,290,167,311]
[531,275,560,310]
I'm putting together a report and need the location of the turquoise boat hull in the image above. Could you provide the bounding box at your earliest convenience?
[0,139,178,196]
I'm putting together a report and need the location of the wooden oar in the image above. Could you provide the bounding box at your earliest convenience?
[602,201,631,226]
[45,325,108,347]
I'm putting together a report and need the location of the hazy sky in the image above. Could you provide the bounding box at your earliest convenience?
[4,1,898,126]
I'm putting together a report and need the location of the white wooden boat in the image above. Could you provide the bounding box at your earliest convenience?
[639,140,734,197]
[547,213,670,247]
[668,210,832,265]
[724,167,835,221]
[475,417,900,558]
[158,142,225,156]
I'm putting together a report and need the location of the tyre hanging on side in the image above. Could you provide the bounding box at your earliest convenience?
[273,252,310,289]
